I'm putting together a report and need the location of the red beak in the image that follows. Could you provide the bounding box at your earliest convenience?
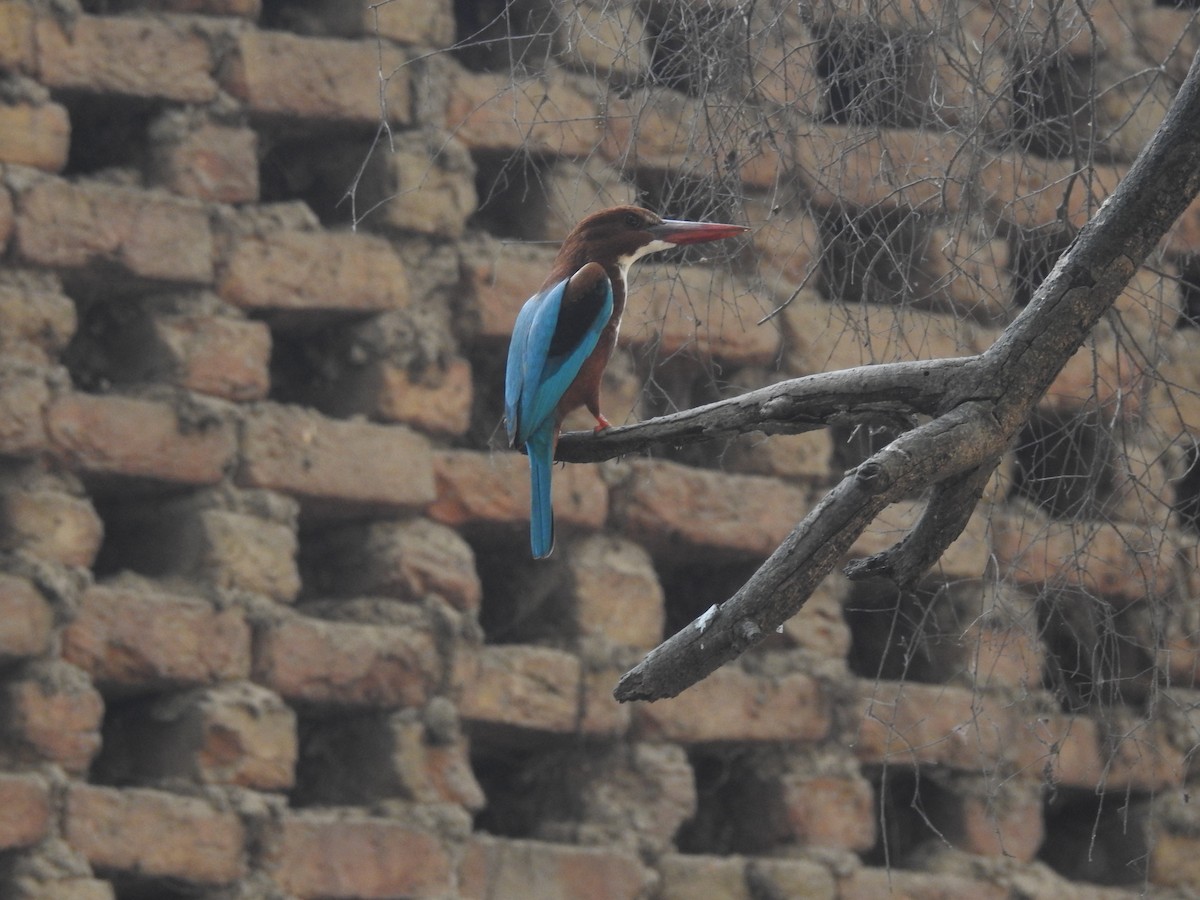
[648,219,749,246]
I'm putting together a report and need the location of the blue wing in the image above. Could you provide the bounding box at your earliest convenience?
[504,265,614,447]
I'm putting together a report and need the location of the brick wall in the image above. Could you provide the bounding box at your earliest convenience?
[1,0,1199,897]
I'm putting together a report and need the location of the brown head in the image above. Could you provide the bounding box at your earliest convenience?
[549,205,748,286]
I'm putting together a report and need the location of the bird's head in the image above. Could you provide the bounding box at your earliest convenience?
[555,205,748,281]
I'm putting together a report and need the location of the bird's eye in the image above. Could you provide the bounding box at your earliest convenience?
[623,212,642,228]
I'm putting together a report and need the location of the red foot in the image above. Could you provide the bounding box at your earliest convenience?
[593,414,612,433]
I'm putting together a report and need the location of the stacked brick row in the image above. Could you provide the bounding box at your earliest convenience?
[1,0,1199,896]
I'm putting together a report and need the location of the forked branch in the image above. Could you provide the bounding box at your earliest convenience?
[557,50,1200,702]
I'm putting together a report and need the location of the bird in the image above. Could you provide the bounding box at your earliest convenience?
[504,205,749,558]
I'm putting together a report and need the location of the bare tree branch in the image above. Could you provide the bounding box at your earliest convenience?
[579,49,1200,702]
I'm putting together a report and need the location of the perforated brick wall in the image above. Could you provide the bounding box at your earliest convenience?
[2,0,1200,897]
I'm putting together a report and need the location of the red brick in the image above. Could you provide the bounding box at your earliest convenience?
[850,500,991,581]
[746,200,821,289]
[620,265,777,365]
[36,13,217,102]
[0,482,103,568]
[601,91,710,175]
[309,355,473,437]
[776,571,853,660]
[238,404,435,513]
[0,575,52,663]
[980,153,1126,231]
[65,784,245,884]
[613,459,811,561]
[461,239,555,340]
[63,583,252,691]
[1041,328,1146,421]
[447,70,598,155]
[460,836,654,900]
[838,868,1008,900]
[139,313,271,401]
[428,449,608,537]
[635,667,829,743]
[0,364,51,455]
[297,712,484,809]
[137,0,261,14]
[0,661,103,773]
[728,424,833,482]
[744,859,837,899]
[365,133,476,238]
[47,393,236,485]
[217,228,410,315]
[0,773,51,850]
[580,665,632,737]
[149,114,259,203]
[253,613,439,707]
[1150,829,1200,890]
[270,813,452,899]
[101,497,300,602]
[223,29,409,124]
[99,682,296,791]
[855,681,1022,771]
[14,176,213,283]
[0,101,69,171]
[928,777,1044,861]
[373,0,455,45]
[566,534,665,649]
[0,1,36,72]
[0,177,11,247]
[559,2,651,78]
[456,645,582,737]
[992,512,1177,605]
[0,271,76,365]
[752,772,876,852]
[655,853,749,900]
[303,518,482,612]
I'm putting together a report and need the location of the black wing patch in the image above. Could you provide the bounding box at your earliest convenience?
[548,262,612,358]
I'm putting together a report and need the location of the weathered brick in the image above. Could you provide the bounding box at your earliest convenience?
[745,859,837,900]
[223,29,409,124]
[656,853,749,900]
[838,868,1008,900]
[65,784,245,884]
[850,500,991,581]
[613,459,810,561]
[253,613,439,707]
[0,482,103,568]
[620,265,776,365]
[566,534,664,649]
[303,518,482,612]
[217,228,410,316]
[0,364,51,456]
[0,101,69,172]
[992,511,1177,605]
[855,681,1020,771]
[456,645,582,737]
[726,428,833,482]
[980,153,1126,231]
[0,575,52,663]
[270,813,452,899]
[635,667,829,743]
[777,571,853,660]
[374,0,456,46]
[460,836,654,900]
[133,312,271,401]
[428,449,608,538]
[461,239,556,340]
[0,271,76,365]
[0,661,103,773]
[238,404,435,514]
[14,176,213,284]
[558,1,650,78]
[36,13,217,102]
[63,583,252,691]
[1041,328,1145,420]
[46,393,236,485]
[296,711,484,809]
[926,776,1044,861]
[747,200,822,290]
[311,355,473,437]
[447,69,598,155]
[364,132,476,238]
[149,113,259,203]
[0,1,36,72]
[98,682,296,791]
[0,773,51,850]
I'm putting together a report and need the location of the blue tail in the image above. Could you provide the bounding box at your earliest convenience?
[526,427,555,558]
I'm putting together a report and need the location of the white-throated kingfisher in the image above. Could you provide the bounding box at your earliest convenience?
[504,205,748,558]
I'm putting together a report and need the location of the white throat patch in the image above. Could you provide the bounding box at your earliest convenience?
[615,238,675,281]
